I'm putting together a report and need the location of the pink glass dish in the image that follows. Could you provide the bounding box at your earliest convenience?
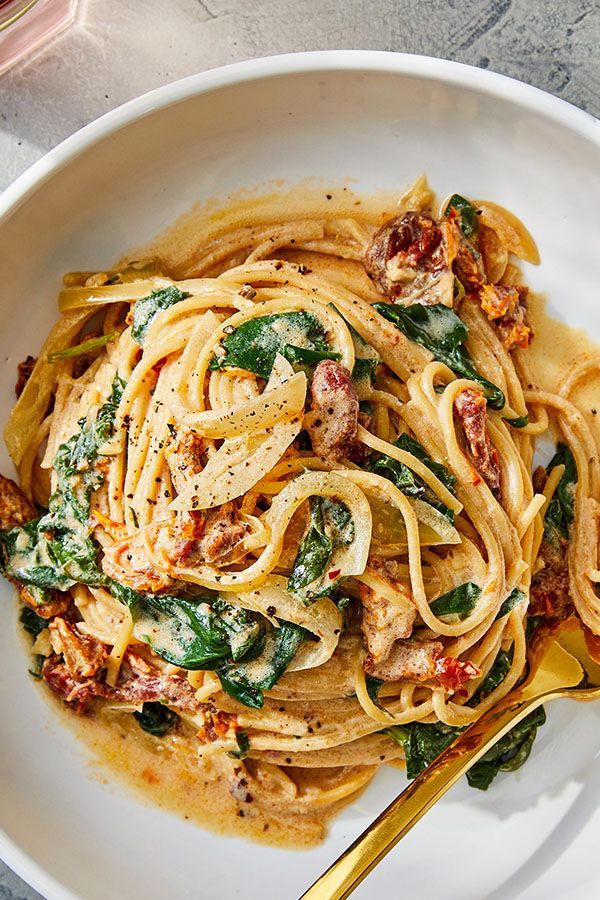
[0,0,79,76]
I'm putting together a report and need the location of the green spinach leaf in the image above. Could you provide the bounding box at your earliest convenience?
[467,648,512,708]
[288,497,332,594]
[495,588,526,621]
[325,303,380,388]
[28,655,44,679]
[228,730,251,759]
[385,722,461,780]
[365,675,384,704]
[120,583,305,709]
[281,344,340,369]
[210,596,265,661]
[385,704,546,789]
[505,414,529,428]
[396,434,456,493]
[0,520,74,594]
[129,592,262,670]
[321,497,354,541]
[466,707,546,790]
[0,377,125,598]
[133,702,180,737]
[352,356,378,385]
[444,194,479,239]
[209,311,337,378]
[367,433,455,523]
[429,582,481,619]
[343,315,381,387]
[47,332,117,363]
[373,302,505,410]
[288,497,354,601]
[543,443,577,546]
[218,621,306,709]
[218,676,264,709]
[0,371,307,712]
[19,606,48,639]
[365,675,392,713]
[131,286,190,345]
[53,375,124,485]
[526,614,543,641]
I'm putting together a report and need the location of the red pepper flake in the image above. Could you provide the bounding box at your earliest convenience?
[469,464,482,486]
[435,656,481,692]
[328,568,341,580]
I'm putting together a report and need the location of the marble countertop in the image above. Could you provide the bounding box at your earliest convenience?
[1,0,599,896]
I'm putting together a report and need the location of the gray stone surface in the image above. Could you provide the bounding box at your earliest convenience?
[0,0,598,896]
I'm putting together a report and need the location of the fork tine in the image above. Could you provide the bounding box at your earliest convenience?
[552,618,600,689]
[522,640,583,698]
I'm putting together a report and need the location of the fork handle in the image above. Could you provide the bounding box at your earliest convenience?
[300,692,553,900]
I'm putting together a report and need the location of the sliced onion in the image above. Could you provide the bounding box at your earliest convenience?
[170,417,302,510]
[473,201,540,264]
[178,370,307,438]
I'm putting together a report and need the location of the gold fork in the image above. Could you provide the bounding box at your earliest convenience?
[301,618,600,900]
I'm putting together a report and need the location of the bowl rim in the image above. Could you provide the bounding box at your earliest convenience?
[1,49,599,224]
[1,49,599,900]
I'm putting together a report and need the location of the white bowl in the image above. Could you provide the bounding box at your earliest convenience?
[1,51,599,900]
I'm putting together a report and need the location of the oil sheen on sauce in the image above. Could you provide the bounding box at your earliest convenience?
[36,182,600,848]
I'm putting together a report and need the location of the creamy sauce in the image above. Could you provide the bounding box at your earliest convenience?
[28,181,600,847]
[54,698,342,848]
[526,292,600,444]
[25,610,370,850]
[130,182,400,275]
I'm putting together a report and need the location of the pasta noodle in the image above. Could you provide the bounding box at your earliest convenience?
[1,178,599,846]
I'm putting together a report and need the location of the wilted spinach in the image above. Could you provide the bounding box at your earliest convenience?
[429,582,481,619]
[365,675,390,714]
[467,648,512,708]
[0,377,125,600]
[384,703,546,790]
[367,433,456,523]
[543,443,577,547]
[396,433,456,493]
[495,588,526,621]
[373,302,505,409]
[288,497,354,601]
[444,193,479,239]
[288,498,332,595]
[464,707,546,790]
[133,702,180,737]
[121,584,305,710]
[352,356,378,385]
[209,311,337,378]
[0,367,307,711]
[505,414,530,429]
[228,730,250,759]
[129,592,262,670]
[219,621,306,709]
[526,614,543,641]
[131,286,190,344]
[385,722,461,780]
[339,312,381,387]
[0,519,73,597]
[28,655,44,679]
[19,606,48,639]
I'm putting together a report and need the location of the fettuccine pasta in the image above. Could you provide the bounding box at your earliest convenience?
[1,179,599,846]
